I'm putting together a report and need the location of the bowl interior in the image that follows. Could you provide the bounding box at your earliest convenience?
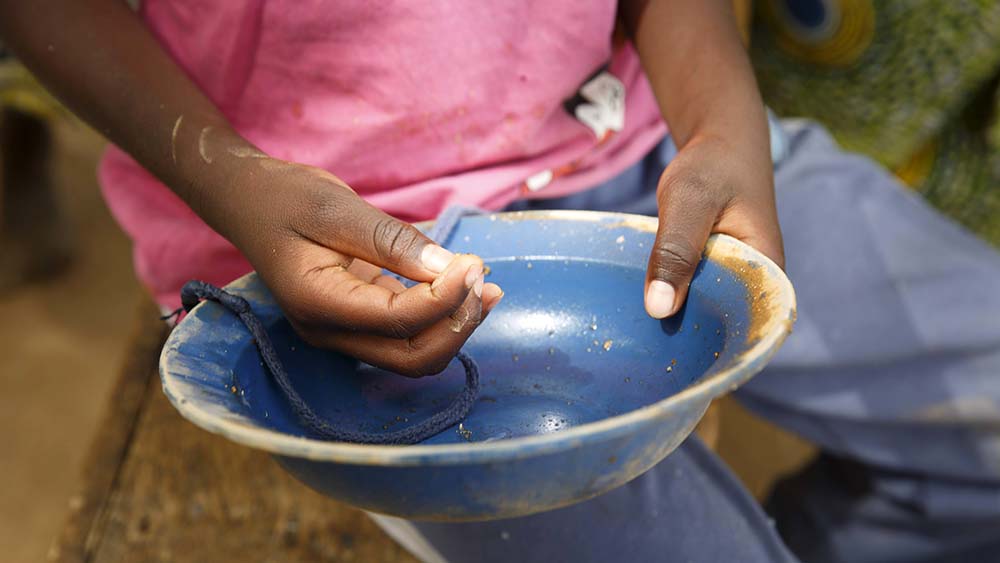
[233,259,743,446]
[165,211,785,453]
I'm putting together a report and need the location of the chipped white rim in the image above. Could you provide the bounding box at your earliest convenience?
[161,210,796,466]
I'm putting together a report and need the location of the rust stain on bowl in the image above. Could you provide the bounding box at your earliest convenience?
[710,249,795,346]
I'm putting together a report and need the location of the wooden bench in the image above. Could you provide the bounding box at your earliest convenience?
[49,298,416,563]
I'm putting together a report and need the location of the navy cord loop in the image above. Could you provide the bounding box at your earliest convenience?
[169,207,484,445]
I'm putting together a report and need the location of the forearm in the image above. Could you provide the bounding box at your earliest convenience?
[621,0,768,156]
[0,0,261,242]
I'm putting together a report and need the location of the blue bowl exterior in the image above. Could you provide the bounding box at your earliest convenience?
[275,398,707,521]
[160,211,795,521]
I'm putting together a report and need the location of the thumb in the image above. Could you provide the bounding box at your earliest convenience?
[321,193,458,283]
[645,179,718,319]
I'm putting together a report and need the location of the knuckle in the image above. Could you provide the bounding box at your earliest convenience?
[403,341,453,377]
[651,238,701,278]
[382,292,422,338]
[371,218,422,265]
[383,314,418,340]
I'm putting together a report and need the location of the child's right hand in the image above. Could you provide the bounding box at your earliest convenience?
[0,0,506,377]
[221,157,503,377]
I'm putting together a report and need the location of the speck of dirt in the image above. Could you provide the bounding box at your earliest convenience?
[603,339,613,351]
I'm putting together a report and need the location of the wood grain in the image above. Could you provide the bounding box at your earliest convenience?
[49,298,168,563]
[51,301,415,563]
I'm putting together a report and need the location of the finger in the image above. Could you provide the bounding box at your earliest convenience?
[305,186,458,282]
[347,258,382,283]
[283,249,485,339]
[482,282,504,313]
[646,172,722,319]
[315,280,491,377]
[373,274,407,293]
[348,258,416,292]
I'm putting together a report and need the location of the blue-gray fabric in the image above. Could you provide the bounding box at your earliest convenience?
[384,122,1000,563]
[409,436,797,563]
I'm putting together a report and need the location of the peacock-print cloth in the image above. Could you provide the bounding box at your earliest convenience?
[752,0,1000,246]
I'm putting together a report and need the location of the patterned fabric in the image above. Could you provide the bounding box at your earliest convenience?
[752,0,1000,246]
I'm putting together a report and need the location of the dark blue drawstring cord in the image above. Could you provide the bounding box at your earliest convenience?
[167,207,484,445]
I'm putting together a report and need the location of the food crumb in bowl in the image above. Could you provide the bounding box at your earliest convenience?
[603,339,613,351]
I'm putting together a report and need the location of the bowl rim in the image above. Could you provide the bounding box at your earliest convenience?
[160,210,796,465]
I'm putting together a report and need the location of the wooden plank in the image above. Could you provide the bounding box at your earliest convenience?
[49,297,169,563]
[83,325,416,562]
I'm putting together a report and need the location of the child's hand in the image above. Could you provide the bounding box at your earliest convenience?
[229,160,503,377]
[644,133,784,319]
[0,0,505,377]
[623,0,785,319]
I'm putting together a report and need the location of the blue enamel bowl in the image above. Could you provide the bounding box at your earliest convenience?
[160,210,795,521]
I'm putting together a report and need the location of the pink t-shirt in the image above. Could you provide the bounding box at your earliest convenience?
[100,0,667,308]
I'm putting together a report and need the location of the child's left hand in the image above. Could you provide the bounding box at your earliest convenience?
[623,0,785,319]
[644,132,784,319]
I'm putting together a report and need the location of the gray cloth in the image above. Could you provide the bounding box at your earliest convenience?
[377,121,1000,562]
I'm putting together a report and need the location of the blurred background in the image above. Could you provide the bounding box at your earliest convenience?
[0,70,141,560]
[3,0,1000,561]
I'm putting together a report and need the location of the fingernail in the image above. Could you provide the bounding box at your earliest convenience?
[487,290,504,311]
[465,263,483,289]
[473,275,484,298]
[421,244,455,273]
[645,280,676,319]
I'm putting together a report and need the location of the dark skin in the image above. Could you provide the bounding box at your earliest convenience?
[0,0,782,375]
[621,0,784,316]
